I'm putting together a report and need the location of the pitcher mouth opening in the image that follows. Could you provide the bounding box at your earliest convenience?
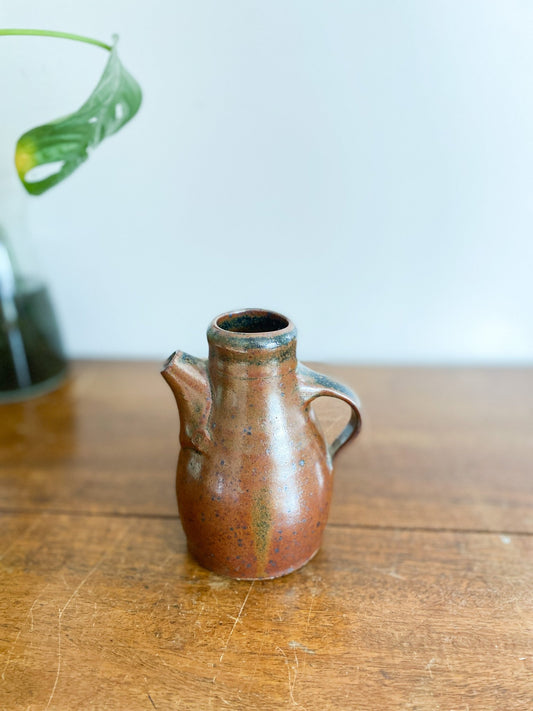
[208,308,296,354]
[216,309,290,335]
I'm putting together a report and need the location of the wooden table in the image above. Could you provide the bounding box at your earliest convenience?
[1,362,532,710]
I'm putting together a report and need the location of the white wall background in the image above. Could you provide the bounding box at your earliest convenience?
[1,1,532,363]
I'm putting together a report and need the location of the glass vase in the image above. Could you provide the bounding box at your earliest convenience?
[0,179,67,401]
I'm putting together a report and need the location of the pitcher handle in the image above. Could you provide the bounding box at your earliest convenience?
[297,364,362,459]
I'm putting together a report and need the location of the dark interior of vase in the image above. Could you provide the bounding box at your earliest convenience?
[217,310,289,334]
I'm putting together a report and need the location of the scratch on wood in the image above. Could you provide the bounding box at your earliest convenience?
[324,414,352,439]
[293,589,317,688]
[148,693,157,709]
[44,524,130,710]
[29,598,38,633]
[288,641,315,655]
[1,598,42,680]
[373,566,405,581]
[195,603,205,626]
[2,628,23,681]
[293,650,299,693]
[218,581,254,665]
[91,602,98,627]
[44,608,63,711]
[277,646,306,708]
[158,553,174,569]
[150,582,170,618]
[305,593,316,633]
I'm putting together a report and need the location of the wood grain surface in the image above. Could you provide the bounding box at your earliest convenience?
[1,362,532,710]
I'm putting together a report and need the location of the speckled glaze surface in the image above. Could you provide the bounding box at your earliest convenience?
[162,309,362,580]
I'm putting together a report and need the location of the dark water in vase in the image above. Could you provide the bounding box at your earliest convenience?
[0,281,67,397]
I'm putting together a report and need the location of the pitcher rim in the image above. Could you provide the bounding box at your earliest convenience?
[207,308,297,351]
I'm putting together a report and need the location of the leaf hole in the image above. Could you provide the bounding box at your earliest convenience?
[115,103,125,120]
[25,161,65,183]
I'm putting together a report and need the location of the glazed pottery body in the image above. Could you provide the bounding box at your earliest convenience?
[162,309,362,580]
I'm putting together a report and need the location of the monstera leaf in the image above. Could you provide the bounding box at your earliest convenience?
[14,37,142,195]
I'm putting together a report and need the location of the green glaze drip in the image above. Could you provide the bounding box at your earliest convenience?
[252,487,272,565]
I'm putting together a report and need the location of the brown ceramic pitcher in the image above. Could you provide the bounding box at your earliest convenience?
[162,308,362,580]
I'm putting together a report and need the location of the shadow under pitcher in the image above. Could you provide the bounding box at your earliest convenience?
[162,308,362,580]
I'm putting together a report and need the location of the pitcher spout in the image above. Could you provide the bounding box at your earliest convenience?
[161,351,212,451]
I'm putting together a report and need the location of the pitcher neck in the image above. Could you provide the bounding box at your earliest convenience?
[207,308,297,379]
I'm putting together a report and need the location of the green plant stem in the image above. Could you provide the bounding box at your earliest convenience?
[0,28,111,51]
